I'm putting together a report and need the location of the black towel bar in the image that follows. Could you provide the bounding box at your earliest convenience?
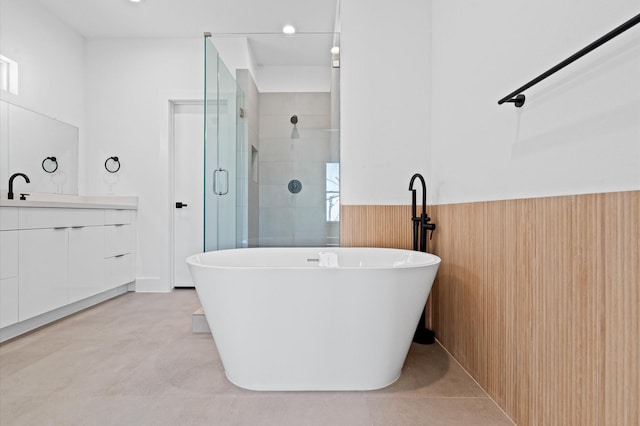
[498,13,640,107]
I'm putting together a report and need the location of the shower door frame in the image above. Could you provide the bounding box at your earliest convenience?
[204,35,243,253]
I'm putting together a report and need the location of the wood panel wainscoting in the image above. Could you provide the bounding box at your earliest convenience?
[341,190,639,426]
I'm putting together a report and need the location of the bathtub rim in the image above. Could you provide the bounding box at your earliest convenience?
[186,247,441,271]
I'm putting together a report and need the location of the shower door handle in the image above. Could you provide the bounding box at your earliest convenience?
[213,168,229,196]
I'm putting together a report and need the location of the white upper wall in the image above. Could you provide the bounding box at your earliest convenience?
[84,38,203,292]
[429,0,640,205]
[5,0,638,232]
[340,0,639,206]
[340,0,433,205]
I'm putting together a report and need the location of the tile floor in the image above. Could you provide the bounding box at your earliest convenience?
[0,290,514,425]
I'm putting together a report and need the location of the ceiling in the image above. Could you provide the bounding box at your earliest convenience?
[36,0,340,66]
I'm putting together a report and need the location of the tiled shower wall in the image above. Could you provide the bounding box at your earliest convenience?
[341,190,639,426]
[258,92,339,247]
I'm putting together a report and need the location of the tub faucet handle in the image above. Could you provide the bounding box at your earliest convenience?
[425,223,436,240]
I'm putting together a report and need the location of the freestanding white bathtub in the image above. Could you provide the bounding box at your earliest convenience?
[187,247,441,391]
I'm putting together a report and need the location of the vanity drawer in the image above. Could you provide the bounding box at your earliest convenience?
[19,208,104,229]
[0,207,19,230]
[105,253,134,289]
[104,224,133,257]
[105,209,133,225]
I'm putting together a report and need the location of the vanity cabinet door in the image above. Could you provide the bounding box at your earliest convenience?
[0,230,18,280]
[19,228,69,321]
[69,226,105,303]
[0,277,19,328]
[0,230,19,327]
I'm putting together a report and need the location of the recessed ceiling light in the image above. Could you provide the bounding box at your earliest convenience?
[282,25,296,35]
[129,0,143,3]
[330,46,340,55]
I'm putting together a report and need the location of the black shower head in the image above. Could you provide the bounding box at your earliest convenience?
[290,115,298,124]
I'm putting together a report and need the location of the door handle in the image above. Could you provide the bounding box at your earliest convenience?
[175,202,188,208]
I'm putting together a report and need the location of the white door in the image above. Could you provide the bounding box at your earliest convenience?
[173,102,205,288]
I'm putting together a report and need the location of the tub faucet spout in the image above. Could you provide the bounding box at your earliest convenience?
[408,173,436,252]
[8,173,30,200]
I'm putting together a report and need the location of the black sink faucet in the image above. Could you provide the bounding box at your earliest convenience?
[8,173,30,200]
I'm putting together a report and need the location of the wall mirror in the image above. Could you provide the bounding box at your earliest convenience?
[1,100,79,195]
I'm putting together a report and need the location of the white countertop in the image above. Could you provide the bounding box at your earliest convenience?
[0,193,138,209]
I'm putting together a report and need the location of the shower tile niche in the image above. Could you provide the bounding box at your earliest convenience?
[258,92,338,247]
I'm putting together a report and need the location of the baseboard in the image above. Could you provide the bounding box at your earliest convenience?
[133,277,171,293]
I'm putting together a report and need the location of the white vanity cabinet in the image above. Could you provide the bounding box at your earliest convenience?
[18,208,106,320]
[0,200,137,338]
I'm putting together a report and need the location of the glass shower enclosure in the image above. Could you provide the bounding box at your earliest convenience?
[203,32,340,250]
[204,36,245,251]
